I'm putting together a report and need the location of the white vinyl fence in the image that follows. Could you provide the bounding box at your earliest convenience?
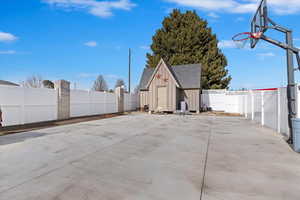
[70,90,118,118]
[0,85,138,127]
[0,85,58,126]
[244,89,289,135]
[202,90,247,114]
[202,87,296,137]
[124,93,139,112]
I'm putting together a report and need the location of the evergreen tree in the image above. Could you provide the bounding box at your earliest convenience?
[43,80,54,89]
[146,9,231,89]
[92,75,108,92]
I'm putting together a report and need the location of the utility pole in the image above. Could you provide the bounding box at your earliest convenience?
[128,48,131,93]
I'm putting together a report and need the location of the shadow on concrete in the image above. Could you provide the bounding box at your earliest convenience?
[0,132,51,146]
[0,113,123,137]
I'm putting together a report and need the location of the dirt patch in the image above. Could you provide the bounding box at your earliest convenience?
[200,111,242,117]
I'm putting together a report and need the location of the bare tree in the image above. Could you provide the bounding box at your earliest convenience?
[92,75,108,92]
[133,85,140,94]
[115,79,126,90]
[22,75,43,88]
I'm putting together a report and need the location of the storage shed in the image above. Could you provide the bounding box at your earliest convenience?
[139,59,202,112]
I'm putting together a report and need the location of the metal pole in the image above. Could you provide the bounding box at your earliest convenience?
[296,53,300,70]
[128,48,131,93]
[261,91,265,126]
[286,31,296,144]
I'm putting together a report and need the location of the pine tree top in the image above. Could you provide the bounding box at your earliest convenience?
[146,9,231,89]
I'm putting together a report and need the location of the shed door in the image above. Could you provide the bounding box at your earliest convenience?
[157,87,167,111]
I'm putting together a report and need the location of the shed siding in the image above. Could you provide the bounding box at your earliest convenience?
[183,89,200,111]
[176,88,183,110]
[148,63,177,111]
[139,91,149,108]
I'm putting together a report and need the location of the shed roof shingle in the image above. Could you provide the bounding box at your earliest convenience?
[139,68,155,90]
[139,63,201,90]
[171,64,201,89]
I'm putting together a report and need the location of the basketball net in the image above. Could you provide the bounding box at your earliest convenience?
[234,40,248,49]
[232,32,262,49]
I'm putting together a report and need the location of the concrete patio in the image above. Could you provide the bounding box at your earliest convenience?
[0,113,300,200]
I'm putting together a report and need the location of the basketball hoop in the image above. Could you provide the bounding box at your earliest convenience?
[232,32,262,49]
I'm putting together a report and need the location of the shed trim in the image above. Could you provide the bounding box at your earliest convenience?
[145,58,181,89]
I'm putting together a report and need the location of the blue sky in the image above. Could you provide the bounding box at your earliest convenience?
[1,0,300,90]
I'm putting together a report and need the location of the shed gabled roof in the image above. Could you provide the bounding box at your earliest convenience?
[171,64,201,89]
[139,59,201,90]
[145,59,181,89]
[139,68,155,90]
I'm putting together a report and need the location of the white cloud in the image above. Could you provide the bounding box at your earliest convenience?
[77,73,121,80]
[163,0,256,13]
[236,17,245,22]
[269,0,300,15]
[0,32,18,42]
[165,7,176,14]
[43,0,136,17]
[0,50,16,54]
[258,52,275,57]
[218,40,236,49]
[163,0,300,15]
[207,12,219,18]
[84,41,98,47]
[77,73,97,78]
[257,52,275,60]
[140,45,150,50]
[104,74,121,80]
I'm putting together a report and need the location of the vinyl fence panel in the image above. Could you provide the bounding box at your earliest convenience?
[201,90,227,111]
[90,91,106,115]
[23,87,57,124]
[264,91,278,130]
[279,87,289,136]
[124,93,138,111]
[201,87,295,137]
[253,91,262,124]
[0,85,57,126]
[105,92,117,114]
[245,92,253,119]
[70,90,91,117]
[0,86,138,127]
[70,90,118,117]
[224,94,245,114]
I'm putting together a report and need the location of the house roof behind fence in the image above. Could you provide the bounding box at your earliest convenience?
[0,80,19,86]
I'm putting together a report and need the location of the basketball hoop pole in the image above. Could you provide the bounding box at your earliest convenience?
[248,0,300,145]
[286,31,296,144]
[259,21,300,144]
